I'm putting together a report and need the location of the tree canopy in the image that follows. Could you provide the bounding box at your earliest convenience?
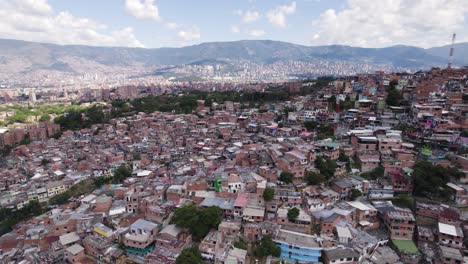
[263,188,275,201]
[287,207,300,221]
[0,200,46,236]
[386,80,401,107]
[338,150,351,172]
[55,105,108,131]
[112,165,132,184]
[413,161,463,200]
[303,121,334,140]
[176,247,203,264]
[306,171,326,185]
[253,235,281,258]
[315,157,337,180]
[360,166,384,180]
[279,171,294,184]
[172,205,222,241]
[350,189,362,201]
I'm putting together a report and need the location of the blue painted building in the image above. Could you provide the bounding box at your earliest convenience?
[274,229,322,263]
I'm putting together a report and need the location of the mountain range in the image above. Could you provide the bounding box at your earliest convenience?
[0,38,467,76]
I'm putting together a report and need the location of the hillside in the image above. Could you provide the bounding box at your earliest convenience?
[0,38,466,75]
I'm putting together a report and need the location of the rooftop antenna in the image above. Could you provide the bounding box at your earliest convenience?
[447,33,456,69]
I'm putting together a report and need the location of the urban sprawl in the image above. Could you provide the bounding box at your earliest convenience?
[0,67,468,264]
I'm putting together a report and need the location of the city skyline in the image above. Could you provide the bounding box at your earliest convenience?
[0,0,467,49]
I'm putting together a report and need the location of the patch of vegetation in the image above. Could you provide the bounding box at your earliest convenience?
[350,189,362,200]
[279,171,294,184]
[339,96,355,111]
[171,205,222,241]
[393,195,414,209]
[397,123,417,133]
[39,114,51,122]
[20,135,31,145]
[55,105,108,131]
[253,235,281,258]
[0,200,47,236]
[41,158,49,166]
[0,104,85,126]
[287,207,300,221]
[233,237,248,250]
[303,121,334,140]
[461,129,468,137]
[386,80,401,107]
[306,171,326,185]
[300,76,335,95]
[338,150,351,172]
[263,188,275,202]
[49,165,131,205]
[412,161,463,200]
[315,157,337,181]
[176,247,203,264]
[360,166,384,180]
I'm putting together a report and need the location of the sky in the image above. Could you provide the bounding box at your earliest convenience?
[0,0,467,49]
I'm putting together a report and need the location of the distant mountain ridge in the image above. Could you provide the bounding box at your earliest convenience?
[0,38,466,75]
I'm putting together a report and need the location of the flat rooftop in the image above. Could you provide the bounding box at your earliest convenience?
[274,229,320,249]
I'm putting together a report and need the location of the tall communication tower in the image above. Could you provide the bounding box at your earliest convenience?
[447,33,456,69]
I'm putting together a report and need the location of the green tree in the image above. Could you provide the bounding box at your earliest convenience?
[112,165,132,184]
[172,205,222,241]
[234,238,248,250]
[204,98,213,107]
[201,206,222,228]
[393,195,413,209]
[20,135,31,145]
[339,96,355,111]
[327,95,337,112]
[386,80,401,107]
[350,189,362,200]
[412,161,462,199]
[254,235,281,258]
[0,200,46,236]
[172,204,199,229]
[360,167,384,180]
[287,207,300,221]
[338,150,351,172]
[39,114,51,122]
[315,157,337,180]
[176,247,203,264]
[263,188,275,202]
[282,106,292,118]
[279,171,294,184]
[462,94,468,103]
[461,129,468,137]
[306,171,326,185]
[338,150,349,162]
[41,158,49,166]
[304,120,318,132]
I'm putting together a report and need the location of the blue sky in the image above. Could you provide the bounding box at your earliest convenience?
[0,0,467,48]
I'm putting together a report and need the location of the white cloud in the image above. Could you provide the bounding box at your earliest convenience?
[166,22,179,30]
[311,0,468,48]
[9,0,52,15]
[248,29,265,37]
[177,25,201,40]
[267,1,296,28]
[231,25,240,33]
[125,0,160,21]
[242,10,261,24]
[0,0,144,47]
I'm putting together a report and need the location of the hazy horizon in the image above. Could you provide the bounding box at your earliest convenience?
[1,37,467,50]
